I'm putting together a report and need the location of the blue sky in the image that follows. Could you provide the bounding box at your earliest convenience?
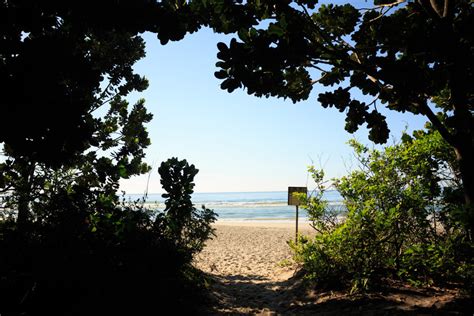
[119,28,427,194]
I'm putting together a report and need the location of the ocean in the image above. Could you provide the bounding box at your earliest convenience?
[124,191,344,221]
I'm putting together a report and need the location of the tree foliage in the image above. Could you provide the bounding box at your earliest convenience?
[0,0,236,232]
[210,0,474,217]
[0,157,216,314]
[0,0,213,165]
[213,0,472,143]
[156,158,217,261]
[0,2,223,313]
[0,95,153,232]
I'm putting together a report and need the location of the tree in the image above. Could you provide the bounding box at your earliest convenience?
[0,1,209,230]
[1,95,152,229]
[0,1,204,165]
[211,0,473,230]
[0,4,222,311]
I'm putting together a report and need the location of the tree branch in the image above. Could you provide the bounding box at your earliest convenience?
[358,0,406,11]
[368,94,380,110]
[298,3,381,83]
[95,91,121,111]
[443,0,452,18]
[98,80,113,102]
[416,0,442,19]
[429,0,443,17]
[309,64,329,72]
[89,81,119,114]
[0,185,13,194]
[350,52,380,84]
[299,4,345,54]
[309,58,335,65]
[368,6,395,23]
[418,101,455,146]
[310,73,329,85]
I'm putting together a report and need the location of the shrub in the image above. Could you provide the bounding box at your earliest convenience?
[0,158,216,315]
[291,131,473,293]
[155,157,217,262]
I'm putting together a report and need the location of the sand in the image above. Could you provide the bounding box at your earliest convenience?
[194,221,312,279]
[194,221,470,315]
[194,220,312,314]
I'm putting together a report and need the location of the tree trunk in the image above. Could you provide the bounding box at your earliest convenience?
[450,77,474,237]
[446,31,474,236]
[454,145,474,206]
[16,160,35,234]
[454,141,474,236]
[17,193,29,229]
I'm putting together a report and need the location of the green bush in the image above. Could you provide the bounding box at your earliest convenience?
[291,131,473,293]
[399,236,474,289]
[155,157,217,261]
[0,158,216,315]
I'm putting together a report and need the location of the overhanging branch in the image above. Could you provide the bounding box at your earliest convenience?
[429,0,443,17]
[443,0,452,18]
[418,102,455,146]
[358,0,406,10]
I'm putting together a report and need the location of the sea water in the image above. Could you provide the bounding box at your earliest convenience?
[124,191,344,221]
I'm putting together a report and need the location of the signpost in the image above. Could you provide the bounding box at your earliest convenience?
[288,186,307,242]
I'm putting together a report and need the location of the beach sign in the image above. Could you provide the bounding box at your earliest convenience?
[288,187,307,243]
[288,187,307,206]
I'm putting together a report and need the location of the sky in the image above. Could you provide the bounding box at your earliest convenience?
[119,27,427,194]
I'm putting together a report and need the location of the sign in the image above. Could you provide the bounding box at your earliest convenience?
[288,187,307,206]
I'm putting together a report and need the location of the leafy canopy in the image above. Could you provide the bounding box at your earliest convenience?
[209,0,474,225]
[212,1,473,144]
[0,0,208,165]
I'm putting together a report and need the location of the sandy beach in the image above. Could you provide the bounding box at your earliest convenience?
[194,221,313,279]
[194,220,313,314]
[194,221,468,315]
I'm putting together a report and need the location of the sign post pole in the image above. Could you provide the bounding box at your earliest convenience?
[288,186,307,244]
[295,205,299,242]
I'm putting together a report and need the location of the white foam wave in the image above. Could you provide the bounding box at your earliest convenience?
[141,200,344,209]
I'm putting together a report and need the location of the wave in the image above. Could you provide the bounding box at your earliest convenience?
[197,201,287,208]
[141,201,287,208]
[123,191,345,220]
[141,201,344,210]
[141,200,344,209]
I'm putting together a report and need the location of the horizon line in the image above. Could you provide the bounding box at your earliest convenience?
[123,188,337,195]
[125,190,288,195]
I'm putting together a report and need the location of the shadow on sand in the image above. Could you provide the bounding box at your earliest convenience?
[200,272,472,315]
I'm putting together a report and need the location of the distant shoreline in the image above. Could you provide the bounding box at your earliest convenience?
[124,191,344,221]
[213,219,314,230]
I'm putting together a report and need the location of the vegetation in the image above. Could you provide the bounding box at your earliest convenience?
[1,3,218,314]
[0,157,216,314]
[0,0,214,163]
[156,158,217,262]
[212,0,474,230]
[1,0,472,313]
[291,130,473,293]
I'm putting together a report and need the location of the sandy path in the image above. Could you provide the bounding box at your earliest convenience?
[193,221,313,314]
[194,221,470,315]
